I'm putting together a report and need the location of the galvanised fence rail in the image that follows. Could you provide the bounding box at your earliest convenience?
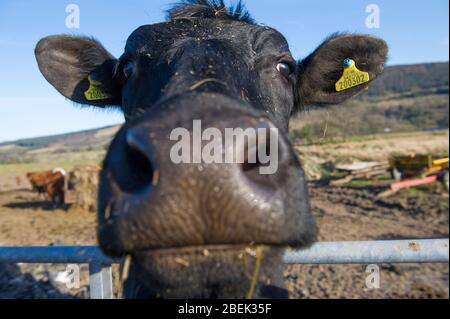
[0,238,448,299]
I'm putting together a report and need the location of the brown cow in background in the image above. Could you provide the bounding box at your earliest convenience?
[26,170,52,196]
[26,168,66,206]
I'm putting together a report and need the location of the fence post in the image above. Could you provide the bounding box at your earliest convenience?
[89,261,113,299]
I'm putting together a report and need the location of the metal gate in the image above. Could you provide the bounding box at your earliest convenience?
[0,239,448,299]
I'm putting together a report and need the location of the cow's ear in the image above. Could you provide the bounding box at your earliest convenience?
[297,34,388,108]
[35,35,121,107]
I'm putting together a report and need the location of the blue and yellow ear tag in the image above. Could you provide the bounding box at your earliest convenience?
[84,73,113,101]
[335,58,370,92]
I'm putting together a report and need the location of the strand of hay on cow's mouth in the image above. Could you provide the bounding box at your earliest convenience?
[67,165,100,213]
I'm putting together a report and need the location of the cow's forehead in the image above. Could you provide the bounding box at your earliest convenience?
[124,20,291,57]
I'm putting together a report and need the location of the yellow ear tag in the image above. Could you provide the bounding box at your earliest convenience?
[84,74,113,101]
[335,59,370,92]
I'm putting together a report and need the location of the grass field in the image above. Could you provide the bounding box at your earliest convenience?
[0,150,104,174]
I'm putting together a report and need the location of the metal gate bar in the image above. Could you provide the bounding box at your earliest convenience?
[0,239,448,299]
[284,239,449,264]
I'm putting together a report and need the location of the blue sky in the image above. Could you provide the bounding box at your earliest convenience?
[0,0,448,143]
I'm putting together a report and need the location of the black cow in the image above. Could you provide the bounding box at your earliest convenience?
[35,0,387,299]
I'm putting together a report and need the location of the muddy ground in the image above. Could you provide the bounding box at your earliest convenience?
[287,184,449,299]
[0,181,448,299]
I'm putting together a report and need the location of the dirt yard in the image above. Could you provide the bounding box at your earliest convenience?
[0,131,448,299]
[0,182,448,299]
[287,184,449,299]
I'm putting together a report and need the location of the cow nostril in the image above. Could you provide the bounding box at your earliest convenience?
[240,121,291,185]
[242,144,268,173]
[241,126,272,173]
[119,131,155,193]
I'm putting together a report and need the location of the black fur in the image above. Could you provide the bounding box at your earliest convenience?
[167,0,255,24]
[35,2,388,299]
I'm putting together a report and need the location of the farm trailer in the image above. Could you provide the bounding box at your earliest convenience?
[331,155,449,196]
[0,239,448,299]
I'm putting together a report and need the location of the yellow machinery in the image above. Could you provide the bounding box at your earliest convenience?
[388,155,449,191]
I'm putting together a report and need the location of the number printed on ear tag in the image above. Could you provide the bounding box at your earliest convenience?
[84,74,113,101]
[335,59,370,92]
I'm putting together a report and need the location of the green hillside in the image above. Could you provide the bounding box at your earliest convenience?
[291,62,449,144]
[364,62,449,96]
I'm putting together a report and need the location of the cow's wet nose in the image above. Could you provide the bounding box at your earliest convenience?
[118,118,292,196]
[98,100,316,256]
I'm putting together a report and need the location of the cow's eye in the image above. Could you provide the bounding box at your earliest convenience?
[276,62,293,78]
[122,61,135,79]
